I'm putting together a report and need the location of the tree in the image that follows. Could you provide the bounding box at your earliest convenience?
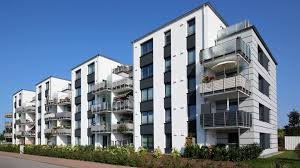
[285,109,300,136]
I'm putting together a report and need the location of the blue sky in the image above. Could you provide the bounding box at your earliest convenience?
[0,0,299,130]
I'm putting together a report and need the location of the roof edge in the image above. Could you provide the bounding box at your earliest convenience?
[35,76,71,86]
[12,89,35,96]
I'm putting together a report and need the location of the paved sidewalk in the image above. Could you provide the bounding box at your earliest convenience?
[0,151,130,168]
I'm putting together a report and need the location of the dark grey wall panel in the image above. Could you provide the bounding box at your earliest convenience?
[45,90,49,97]
[140,52,153,67]
[75,112,81,121]
[75,129,81,137]
[187,64,195,77]
[87,111,94,119]
[140,124,153,134]
[140,101,153,112]
[75,79,81,88]
[164,44,171,58]
[87,92,95,101]
[164,123,172,134]
[187,34,195,50]
[87,128,92,137]
[75,96,81,105]
[38,132,41,138]
[164,71,171,83]
[188,120,196,134]
[164,97,171,109]
[38,119,41,125]
[38,93,41,100]
[140,77,153,90]
[38,106,41,113]
[187,91,196,105]
[87,72,95,83]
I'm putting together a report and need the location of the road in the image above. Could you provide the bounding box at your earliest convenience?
[0,155,67,168]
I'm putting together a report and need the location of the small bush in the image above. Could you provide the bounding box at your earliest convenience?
[0,144,19,153]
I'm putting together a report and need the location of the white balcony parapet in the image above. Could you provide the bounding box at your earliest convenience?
[200,75,250,96]
[112,99,133,113]
[112,78,133,93]
[92,81,111,94]
[91,102,111,114]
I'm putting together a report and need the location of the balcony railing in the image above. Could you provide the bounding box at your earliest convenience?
[112,78,133,93]
[112,123,134,133]
[44,113,56,120]
[57,97,71,105]
[112,99,133,113]
[91,124,111,133]
[4,132,12,137]
[200,111,252,129]
[24,131,35,137]
[5,122,12,127]
[15,106,35,113]
[91,102,111,114]
[217,20,251,40]
[92,81,111,94]
[113,65,132,74]
[200,75,250,96]
[45,112,71,121]
[201,37,251,63]
[5,112,13,118]
[44,128,71,135]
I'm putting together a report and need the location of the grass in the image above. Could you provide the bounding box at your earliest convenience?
[245,151,300,168]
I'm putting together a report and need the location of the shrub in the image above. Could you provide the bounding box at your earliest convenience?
[0,144,19,153]
[171,148,180,158]
[153,147,162,159]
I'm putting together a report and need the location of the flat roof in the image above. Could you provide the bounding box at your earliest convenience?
[71,53,123,71]
[35,76,70,86]
[132,2,228,43]
[12,89,35,96]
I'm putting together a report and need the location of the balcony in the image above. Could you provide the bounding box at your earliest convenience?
[91,124,111,133]
[217,20,251,40]
[24,131,35,137]
[47,96,71,106]
[5,112,12,118]
[112,99,133,113]
[113,65,132,74]
[112,78,133,93]
[92,81,111,94]
[5,122,12,128]
[57,97,71,105]
[16,119,35,125]
[200,75,250,98]
[45,112,71,121]
[200,111,252,129]
[91,102,111,114]
[15,106,35,113]
[200,37,251,69]
[44,128,71,135]
[44,113,56,121]
[4,132,12,138]
[112,123,134,134]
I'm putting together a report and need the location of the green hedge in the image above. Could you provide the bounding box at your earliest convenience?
[0,144,19,153]
[183,144,263,161]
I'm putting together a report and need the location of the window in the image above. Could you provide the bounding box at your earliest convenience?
[88,83,94,93]
[141,87,153,101]
[75,88,81,97]
[188,77,196,91]
[141,111,153,124]
[76,104,81,113]
[141,39,153,56]
[258,46,269,71]
[259,75,269,97]
[88,63,95,74]
[187,19,195,35]
[259,104,270,123]
[188,48,196,64]
[75,120,81,129]
[75,70,81,80]
[75,137,81,145]
[165,30,171,46]
[260,133,270,149]
[88,100,95,110]
[38,86,42,93]
[141,64,153,79]
[165,83,171,97]
[165,57,171,72]
[188,105,196,120]
[142,135,153,149]
[45,82,49,90]
[165,134,172,149]
[165,109,171,123]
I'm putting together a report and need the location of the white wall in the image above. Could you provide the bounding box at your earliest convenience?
[285,136,300,150]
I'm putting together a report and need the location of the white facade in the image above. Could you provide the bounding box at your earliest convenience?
[12,90,36,145]
[71,54,133,147]
[133,3,278,156]
[35,76,71,145]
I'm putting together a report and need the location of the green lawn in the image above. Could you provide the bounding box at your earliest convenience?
[245,151,300,168]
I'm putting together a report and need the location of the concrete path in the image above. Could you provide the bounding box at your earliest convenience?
[0,151,130,168]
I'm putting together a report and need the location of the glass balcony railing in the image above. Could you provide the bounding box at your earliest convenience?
[45,112,71,121]
[112,78,133,93]
[200,111,252,129]
[5,112,13,118]
[91,102,111,114]
[92,81,111,94]
[111,123,134,133]
[113,65,132,74]
[15,106,35,113]
[112,99,133,112]
[201,37,251,63]
[44,128,71,135]
[91,124,111,133]
[217,20,251,40]
[5,122,12,127]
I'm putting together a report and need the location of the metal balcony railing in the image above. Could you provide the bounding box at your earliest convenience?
[91,102,111,114]
[112,78,133,93]
[112,99,133,112]
[201,37,251,63]
[5,122,12,127]
[92,81,111,94]
[200,75,250,96]
[200,111,252,129]
[5,112,13,118]
[113,65,132,74]
[91,124,111,133]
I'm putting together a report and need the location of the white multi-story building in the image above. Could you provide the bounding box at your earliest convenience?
[12,90,36,145]
[71,54,133,147]
[132,2,277,156]
[35,76,71,145]
[4,111,13,144]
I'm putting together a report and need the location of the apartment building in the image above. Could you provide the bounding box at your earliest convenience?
[132,2,278,156]
[71,54,133,147]
[12,90,36,145]
[35,76,71,145]
[3,111,13,144]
